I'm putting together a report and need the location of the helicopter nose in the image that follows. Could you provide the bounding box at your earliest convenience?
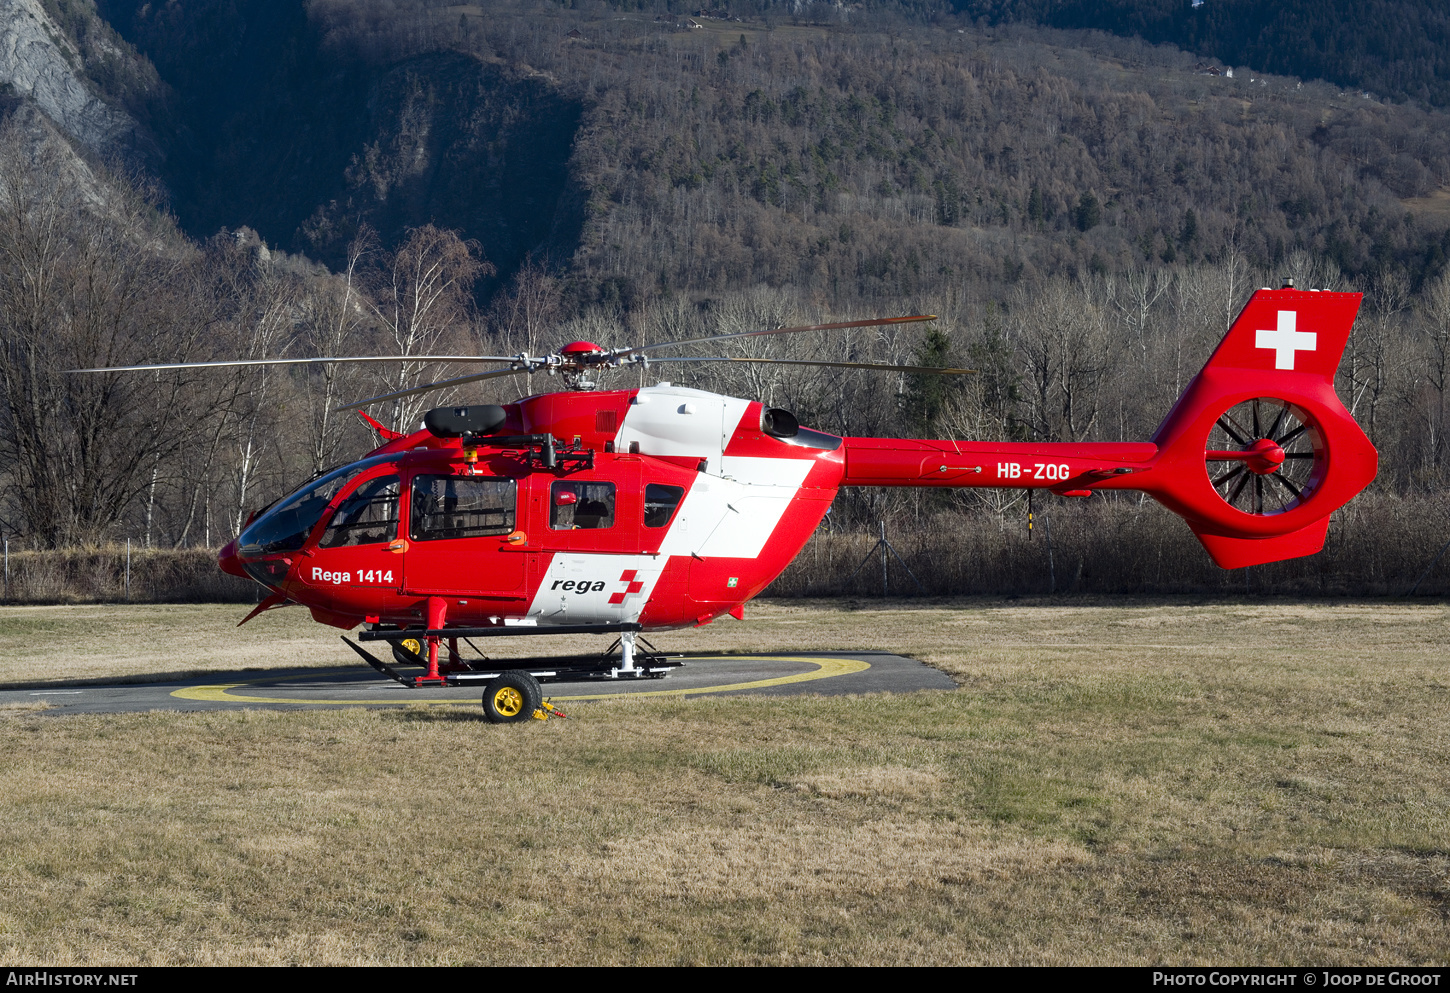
[218,539,248,578]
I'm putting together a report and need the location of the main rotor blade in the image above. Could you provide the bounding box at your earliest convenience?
[333,366,528,412]
[647,356,975,375]
[621,315,938,357]
[68,355,518,374]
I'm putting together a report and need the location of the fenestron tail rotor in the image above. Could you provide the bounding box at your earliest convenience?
[1204,398,1322,515]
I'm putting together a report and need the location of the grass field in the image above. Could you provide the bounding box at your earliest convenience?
[0,598,1446,965]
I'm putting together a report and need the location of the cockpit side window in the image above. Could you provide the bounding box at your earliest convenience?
[410,476,516,541]
[319,475,400,548]
[237,458,390,555]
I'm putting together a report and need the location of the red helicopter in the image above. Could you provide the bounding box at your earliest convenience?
[76,287,1376,721]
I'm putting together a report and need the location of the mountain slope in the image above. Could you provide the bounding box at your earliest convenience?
[94,0,585,290]
[954,0,1450,108]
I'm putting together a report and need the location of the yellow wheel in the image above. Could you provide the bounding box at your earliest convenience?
[482,671,542,724]
[392,637,425,667]
[492,686,524,717]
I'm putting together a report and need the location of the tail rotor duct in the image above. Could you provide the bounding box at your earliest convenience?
[1204,398,1322,516]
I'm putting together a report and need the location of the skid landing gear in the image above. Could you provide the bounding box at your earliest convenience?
[345,622,682,692]
[600,630,671,679]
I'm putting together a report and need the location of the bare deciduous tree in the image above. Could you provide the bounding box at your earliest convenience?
[1014,280,1112,443]
[299,233,378,474]
[0,121,212,547]
[364,224,492,431]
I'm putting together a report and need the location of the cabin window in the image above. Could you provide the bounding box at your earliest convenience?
[643,484,685,528]
[410,476,516,541]
[551,481,615,530]
[319,475,400,548]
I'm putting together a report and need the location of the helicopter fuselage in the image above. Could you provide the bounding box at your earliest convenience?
[223,381,1164,631]
[224,384,855,631]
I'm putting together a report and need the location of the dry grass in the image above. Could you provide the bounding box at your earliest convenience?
[0,598,1447,964]
[0,604,347,683]
[1402,188,1450,220]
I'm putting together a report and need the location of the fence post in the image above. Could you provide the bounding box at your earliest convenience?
[881,520,888,597]
[3,536,7,601]
[125,538,131,601]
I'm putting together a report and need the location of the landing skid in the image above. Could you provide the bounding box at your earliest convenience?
[345,630,681,689]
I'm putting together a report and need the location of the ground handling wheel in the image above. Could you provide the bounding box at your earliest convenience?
[392,636,425,667]
[482,671,543,724]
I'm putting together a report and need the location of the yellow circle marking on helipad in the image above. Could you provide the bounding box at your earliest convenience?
[170,655,871,706]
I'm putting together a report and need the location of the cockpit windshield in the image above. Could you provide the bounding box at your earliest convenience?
[237,455,396,556]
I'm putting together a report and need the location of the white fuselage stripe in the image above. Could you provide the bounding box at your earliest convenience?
[523,387,818,625]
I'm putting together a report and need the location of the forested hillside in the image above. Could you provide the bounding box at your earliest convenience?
[4,0,1450,594]
[954,0,1450,109]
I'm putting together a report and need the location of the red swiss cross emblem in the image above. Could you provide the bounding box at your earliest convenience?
[608,569,646,605]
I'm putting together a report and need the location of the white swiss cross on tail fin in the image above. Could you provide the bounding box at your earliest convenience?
[1184,288,1358,382]
[1255,311,1316,370]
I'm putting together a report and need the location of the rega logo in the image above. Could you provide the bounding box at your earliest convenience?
[551,580,607,594]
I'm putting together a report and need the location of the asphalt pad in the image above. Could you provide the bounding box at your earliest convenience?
[1,651,956,714]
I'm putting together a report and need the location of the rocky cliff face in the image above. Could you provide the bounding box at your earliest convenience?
[0,0,584,298]
[298,52,585,287]
[87,0,585,294]
[0,0,153,166]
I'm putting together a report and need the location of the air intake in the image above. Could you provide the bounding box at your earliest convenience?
[761,407,800,438]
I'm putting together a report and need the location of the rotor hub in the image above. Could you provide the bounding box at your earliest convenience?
[1243,437,1286,475]
[558,341,606,363]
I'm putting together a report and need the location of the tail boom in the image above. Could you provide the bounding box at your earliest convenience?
[838,288,1377,569]
[841,438,1158,493]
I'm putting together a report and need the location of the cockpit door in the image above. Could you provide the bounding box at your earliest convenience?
[402,473,528,597]
[295,470,405,595]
